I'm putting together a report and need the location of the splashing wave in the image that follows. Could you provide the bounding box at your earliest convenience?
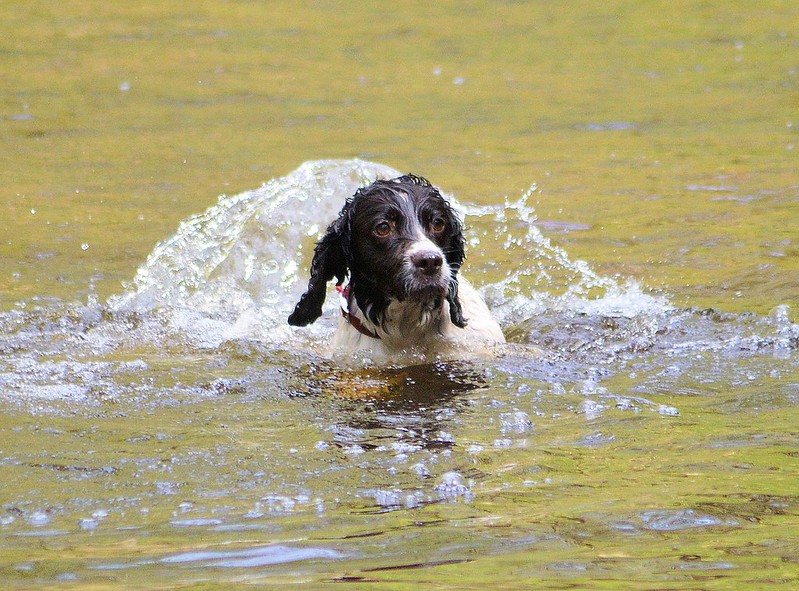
[107,159,668,348]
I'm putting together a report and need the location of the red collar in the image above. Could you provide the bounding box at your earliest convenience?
[336,285,381,340]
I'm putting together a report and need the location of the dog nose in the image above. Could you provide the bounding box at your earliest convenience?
[411,251,443,275]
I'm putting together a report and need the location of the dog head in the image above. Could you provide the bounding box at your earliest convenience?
[288,174,467,329]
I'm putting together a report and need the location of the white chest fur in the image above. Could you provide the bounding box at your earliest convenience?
[330,277,504,360]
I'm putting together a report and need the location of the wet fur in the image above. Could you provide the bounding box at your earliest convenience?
[288,174,504,354]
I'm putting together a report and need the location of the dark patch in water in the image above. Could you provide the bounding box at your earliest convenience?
[26,463,119,475]
[363,558,474,571]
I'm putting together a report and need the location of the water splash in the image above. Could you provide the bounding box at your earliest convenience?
[108,159,402,346]
[111,160,400,313]
[464,184,670,326]
[2,159,795,412]
[107,159,669,349]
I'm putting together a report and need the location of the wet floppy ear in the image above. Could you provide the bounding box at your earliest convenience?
[444,203,466,270]
[287,210,350,326]
[445,206,467,328]
[447,275,468,328]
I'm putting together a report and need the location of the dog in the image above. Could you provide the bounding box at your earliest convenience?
[288,174,504,359]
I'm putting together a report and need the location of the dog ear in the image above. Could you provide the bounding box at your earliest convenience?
[444,204,466,270]
[287,209,350,326]
[446,275,468,328]
[444,204,467,328]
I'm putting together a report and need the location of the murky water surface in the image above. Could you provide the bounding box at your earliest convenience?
[2,2,798,589]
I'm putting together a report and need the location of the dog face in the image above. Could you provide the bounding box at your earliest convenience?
[288,175,467,329]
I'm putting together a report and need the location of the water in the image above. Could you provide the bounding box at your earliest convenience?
[3,2,799,589]
[2,159,798,589]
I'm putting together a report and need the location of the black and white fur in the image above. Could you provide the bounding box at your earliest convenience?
[288,174,504,357]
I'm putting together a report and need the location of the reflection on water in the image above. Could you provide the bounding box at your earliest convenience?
[161,544,343,569]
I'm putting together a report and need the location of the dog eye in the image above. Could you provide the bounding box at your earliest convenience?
[374,221,393,237]
[430,217,447,233]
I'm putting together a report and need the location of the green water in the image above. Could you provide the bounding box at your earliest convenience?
[5,0,797,313]
[2,2,798,589]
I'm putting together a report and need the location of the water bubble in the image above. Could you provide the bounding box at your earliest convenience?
[28,511,51,527]
[499,410,534,434]
[391,441,421,455]
[580,399,605,420]
[435,471,473,500]
[263,495,296,513]
[404,494,422,509]
[156,481,180,496]
[436,430,455,443]
[579,432,616,446]
[412,462,430,477]
[367,489,403,507]
[658,404,680,416]
[439,471,464,488]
